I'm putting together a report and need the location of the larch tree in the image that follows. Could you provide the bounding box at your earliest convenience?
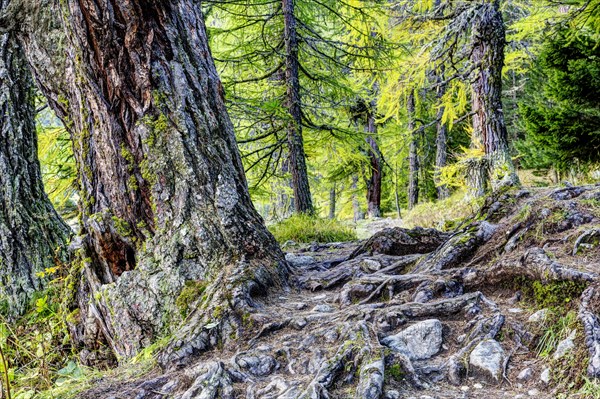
[205,0,386,216]
[407,88,419,209]
[0,26,70,317]
[10,0,288,364]
[384,0,520,198]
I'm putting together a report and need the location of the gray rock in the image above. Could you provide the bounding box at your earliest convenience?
[234,353,277,377]
[528,309,549,323]
[528,388,540,396]
[383,390,400,399]
[312,304,333,313]
[540,368,551,385]
[381,319,443,360]
[285,253,315,267]
[469,339,506,382]
[517,367,533,381]
[554,330,576,360]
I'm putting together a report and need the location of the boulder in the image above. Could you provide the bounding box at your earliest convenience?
[381,319,443,360]
[469,339,506,382]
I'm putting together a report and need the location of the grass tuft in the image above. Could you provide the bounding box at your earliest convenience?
[269,214,357,243]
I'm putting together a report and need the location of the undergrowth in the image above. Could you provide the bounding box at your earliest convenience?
[400,191,481,231]
[269,214,357,243]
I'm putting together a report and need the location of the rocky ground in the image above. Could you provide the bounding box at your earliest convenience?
[76,185,600,398]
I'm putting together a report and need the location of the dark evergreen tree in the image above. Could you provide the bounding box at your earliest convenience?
[518,27,600,173]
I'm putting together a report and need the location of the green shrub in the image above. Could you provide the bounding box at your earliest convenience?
[269,214,357,243]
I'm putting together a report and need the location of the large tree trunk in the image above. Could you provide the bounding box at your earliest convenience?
[407,89,419,210]
[470,1,519,193]
[365,105,383,218]
[434,68,450,200]
[282,0,314,214]
[0,31,69,317]
[17,0,288,364]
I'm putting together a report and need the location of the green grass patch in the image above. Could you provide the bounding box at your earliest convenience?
[269,214,357,243]
[400,191,481,231]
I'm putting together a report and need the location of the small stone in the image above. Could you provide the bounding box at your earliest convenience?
[528,388,540,396]
[361,258,382,272]
[528,309,549,323]
[469,339,506,382]
[473,383,483,389]
[383,390,400,399]
[540,368,551,385]
[294,302,307,310]
[508,291,522,304]
[312,304,333,313]
[514,395,526,399]
[517,367,533,381]
[420,396,434,399]
[285,253,315,267]
[554,330,576,360]
[313,294,327,301]
[381,319,443,360]
[509,308,524,313]
[291,318,307,330]
[460,386,469,392]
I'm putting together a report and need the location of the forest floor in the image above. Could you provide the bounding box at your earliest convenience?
[73,184,600,399]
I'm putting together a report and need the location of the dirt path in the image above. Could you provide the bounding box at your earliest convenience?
[77,185,600,399]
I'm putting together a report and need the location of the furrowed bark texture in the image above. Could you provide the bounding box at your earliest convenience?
[365,105,382,219]
[470,2,519,192]
[282,0,313,214]
[407,89,419,210]
[18,0,287,361]
[0,30,69,317]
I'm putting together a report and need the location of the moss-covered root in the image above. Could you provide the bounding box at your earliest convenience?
[298,321,385,399]
[158,259,288,368]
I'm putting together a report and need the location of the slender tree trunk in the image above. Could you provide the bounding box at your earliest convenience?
[434,68,450,200]
[394,161,402,218]
[0,31,69,317]
[407,89,419,210]
[352,175,364,222]
[365,106,382,218]
[329,183,336,220]
[282,0,313,214]
[18,0,288,364]
[469,1,519,193]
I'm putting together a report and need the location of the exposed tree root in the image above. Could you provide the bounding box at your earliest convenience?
[579,284,600,378]
[74,186,600,399]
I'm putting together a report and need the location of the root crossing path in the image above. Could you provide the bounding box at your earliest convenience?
[78,185,600,399]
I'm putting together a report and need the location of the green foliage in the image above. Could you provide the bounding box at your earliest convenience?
[400,191,480,230]
[517,23,600,173]
[386,363,404,380]
[268,214,357,243]
[517,277,588,309]
[535,310,578,358]
[37,126,77,217]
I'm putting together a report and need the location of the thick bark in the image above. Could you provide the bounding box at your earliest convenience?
[18,0,288,362]
[407,89,419,210]
[470,2,519,193]
[365,107,383,219]
[282,0,313,214]
[0,31,69,317]
[435,68,450,200]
